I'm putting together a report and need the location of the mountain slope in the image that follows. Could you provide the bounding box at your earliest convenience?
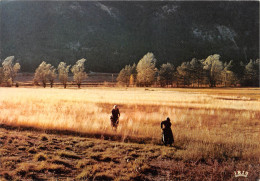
[0,1,259,72]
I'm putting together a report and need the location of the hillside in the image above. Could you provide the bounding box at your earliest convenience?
[0,1,259,72]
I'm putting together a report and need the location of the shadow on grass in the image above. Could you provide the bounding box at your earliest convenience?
[0,123,158,145]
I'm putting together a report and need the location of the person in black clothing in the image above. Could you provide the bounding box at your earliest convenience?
[110,105,120,129]
[161,117,174,146]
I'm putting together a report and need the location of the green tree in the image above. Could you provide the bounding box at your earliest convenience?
[189,58,204,87]
[202,54,223,87]
[71,58,87,88]
[176,62,192,87]
[2,56,21,86]
[34,61,52,88]
[58,62,71,88]
[158,63,175,87]
[234,61,246,85]
[136,52,157,86]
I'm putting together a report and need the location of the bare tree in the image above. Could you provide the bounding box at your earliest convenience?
[34,61,51,88]
[71,58,87,88]
[202,54,223,87]
[244,59,259,87]
[58,62,71,88]
[221,60,237,87]
[47,65,57,88]
[2,56,21,86]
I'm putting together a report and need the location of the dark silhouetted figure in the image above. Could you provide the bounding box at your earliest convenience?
[110,105,120,130]
[161,117,174,146]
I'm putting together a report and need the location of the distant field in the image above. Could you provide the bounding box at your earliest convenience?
[0,87,259,180]
[14,72,118,87]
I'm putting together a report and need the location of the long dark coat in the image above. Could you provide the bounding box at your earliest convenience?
[161,119,174,145]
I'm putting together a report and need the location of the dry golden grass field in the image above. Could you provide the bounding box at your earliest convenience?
[0,87,260,180]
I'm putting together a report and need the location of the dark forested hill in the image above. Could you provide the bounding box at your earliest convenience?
[0,1,259,72]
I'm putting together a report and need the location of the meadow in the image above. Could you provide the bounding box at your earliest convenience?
[0,87,259,180]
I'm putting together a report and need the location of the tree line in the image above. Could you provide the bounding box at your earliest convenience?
[0,56,87,88]
[0,53,259,88]
[117,53,259,87]
[33,59,87,88]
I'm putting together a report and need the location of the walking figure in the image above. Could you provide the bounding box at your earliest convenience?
[161,117,174,146]
[110,105,120,130]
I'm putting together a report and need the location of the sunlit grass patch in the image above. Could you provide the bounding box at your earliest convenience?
[0,87,259,163]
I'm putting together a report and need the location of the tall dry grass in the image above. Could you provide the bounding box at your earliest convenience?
[0,87,259,162]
